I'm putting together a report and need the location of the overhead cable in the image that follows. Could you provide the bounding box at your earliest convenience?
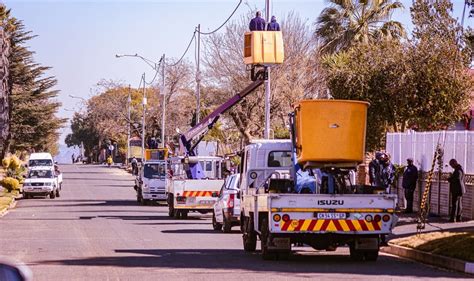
[169,31,197,67]
[196,0,243,35]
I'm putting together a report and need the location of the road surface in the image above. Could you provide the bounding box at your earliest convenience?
[0,165,470,280]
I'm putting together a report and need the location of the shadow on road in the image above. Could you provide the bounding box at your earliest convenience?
[39,248,467,278]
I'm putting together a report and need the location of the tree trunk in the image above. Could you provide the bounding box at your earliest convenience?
[0,28,10,159]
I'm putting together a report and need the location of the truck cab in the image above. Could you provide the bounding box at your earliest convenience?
[134,160,167,205]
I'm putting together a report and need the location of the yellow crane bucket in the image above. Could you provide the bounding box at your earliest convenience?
[145,148,168,161]
[244,31,284,65]
[294,100,369,168]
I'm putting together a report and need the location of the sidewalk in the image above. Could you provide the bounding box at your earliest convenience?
[383,213,474,274]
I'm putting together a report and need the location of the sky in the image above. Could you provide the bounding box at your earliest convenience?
[2,0,471,151]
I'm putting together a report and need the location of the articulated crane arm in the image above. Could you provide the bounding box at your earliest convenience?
[179,69,267,179]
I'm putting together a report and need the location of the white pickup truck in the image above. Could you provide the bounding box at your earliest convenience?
[23,166,61,199]
[166,156,225,219]
[240,140,398,261]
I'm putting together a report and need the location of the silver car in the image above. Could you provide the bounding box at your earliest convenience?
[212,173,241,233]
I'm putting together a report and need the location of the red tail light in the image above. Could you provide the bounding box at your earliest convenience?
[282,214,290,222]
[227,194,235,208]
[382,215,391,222]
[374,215,382,222]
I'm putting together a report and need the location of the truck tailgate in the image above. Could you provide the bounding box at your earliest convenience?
[173,179,224,209]
[268,194,397,235]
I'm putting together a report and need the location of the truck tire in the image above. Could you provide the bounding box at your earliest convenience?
[364,250,379,261]
[260,217,277,260]
[181,210,188,219]
[23,193,29,199]
[55,188,60,198]
[168,194,174,217]
[173,209,181,219]
[223,215,232,233]
[49,190,56,199]
[212,211,222,231]
[242,215,257,252]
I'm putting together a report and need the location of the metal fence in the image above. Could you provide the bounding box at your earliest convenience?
[386,130,474,174]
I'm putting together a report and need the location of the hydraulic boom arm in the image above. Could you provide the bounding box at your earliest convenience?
[180,69,267,156]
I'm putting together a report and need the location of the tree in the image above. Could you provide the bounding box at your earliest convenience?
[408,0,472,130]
[315,0,405,54]
[0,5,64,156]
[322,0,473,151]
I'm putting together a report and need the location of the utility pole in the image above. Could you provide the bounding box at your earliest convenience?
[141,73,147,161]
[196,24,201,124]
[160,54,166,148]
[127,85,131,163]
[264,0,271,139]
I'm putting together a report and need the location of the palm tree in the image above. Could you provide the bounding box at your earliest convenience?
[316,0,406,54]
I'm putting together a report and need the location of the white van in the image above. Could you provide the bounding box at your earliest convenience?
[28,153,54,168]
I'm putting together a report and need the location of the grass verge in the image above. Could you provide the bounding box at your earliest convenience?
[391,231,474,262]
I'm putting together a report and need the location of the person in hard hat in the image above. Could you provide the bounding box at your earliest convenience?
[249,11,266,31]
[267,16,280,31]
[448,159,466,222]
[402,158,418,213]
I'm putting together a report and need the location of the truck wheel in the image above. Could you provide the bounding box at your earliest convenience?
[349,244,364,261]
[168,195,174,217]
[55,188,60,198]
[261,217,276,260]
[242,215,257,252]
[212,211,222,231]
[181,210,188,219]
[223,215,232,233]
[23,193,29,199]
[49,190,56,199]
[173,209,181,219]
[364,250,379,261]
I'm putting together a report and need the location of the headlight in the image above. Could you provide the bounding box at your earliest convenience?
[44,182,52,186]
[23,183,31,186]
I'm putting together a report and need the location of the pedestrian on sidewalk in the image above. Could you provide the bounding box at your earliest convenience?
[369,152,383,187]
[267,16,280,31]
[131,157,138,176]
[249,11,266,31]
[447,159,466,222]
[402,158,418,213]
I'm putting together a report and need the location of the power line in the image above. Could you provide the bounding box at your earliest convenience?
[196,0,243,35]
[169,31,197,67]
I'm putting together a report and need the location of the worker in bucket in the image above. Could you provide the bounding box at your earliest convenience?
[267,16,280,31]
[249,11,266,31]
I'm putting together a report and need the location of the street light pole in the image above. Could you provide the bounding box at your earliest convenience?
[264,0,271,139]
[127,85,132,163]
[196,24,201,124]
[141,73,147,161]
[160,54,166,148]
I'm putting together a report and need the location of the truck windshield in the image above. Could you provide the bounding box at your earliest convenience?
[268,151,292,167]
[29,159,53,166]
[143,163,165,179]
[28,170,53,179]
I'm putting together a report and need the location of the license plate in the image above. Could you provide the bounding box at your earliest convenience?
[316,213,346,219]
[187,197,196,203]
[199,200,214,205]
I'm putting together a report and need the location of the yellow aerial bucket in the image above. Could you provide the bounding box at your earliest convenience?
[244,31,284,65]
[294,100,369,167]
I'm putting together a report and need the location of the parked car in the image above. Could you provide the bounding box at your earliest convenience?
[23,166,60,199]
[212,173,241,233]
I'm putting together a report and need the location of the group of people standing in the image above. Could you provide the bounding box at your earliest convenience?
[249,11,280,31]
[370,152,466,222]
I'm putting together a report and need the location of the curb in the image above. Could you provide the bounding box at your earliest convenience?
[382,243,474,275]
